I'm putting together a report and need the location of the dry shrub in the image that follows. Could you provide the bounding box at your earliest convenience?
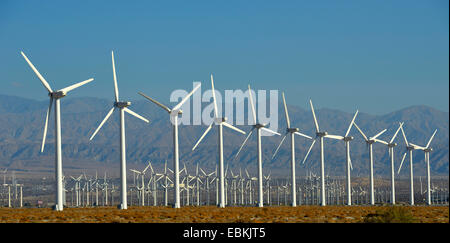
[363,206,417,223]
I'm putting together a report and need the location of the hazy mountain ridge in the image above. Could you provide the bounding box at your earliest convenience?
[0,94,447,177]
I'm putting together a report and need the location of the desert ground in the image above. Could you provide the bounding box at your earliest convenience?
[0,205,448,223]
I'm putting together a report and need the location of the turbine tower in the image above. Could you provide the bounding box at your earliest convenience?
[191,74,246,208]
[234,85,280,207]
[353,123,387,205]
[21,51,94,211]
[272,92,312,207]
[301,100,349,206]
[89,51,149,210]
[138,83,201,208]
[372,122,403,205]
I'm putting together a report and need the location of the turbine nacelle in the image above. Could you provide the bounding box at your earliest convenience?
[316,131,328,137]
[287,128,299,133]
[254,123,266,129]
[343,136,354,142]
[114,101,131,108]
[387,143,397,148]
[424,148,433,152]
[214,117,227,124]
[49,91,67,99]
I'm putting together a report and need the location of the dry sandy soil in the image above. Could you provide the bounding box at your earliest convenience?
[0,205,448,223]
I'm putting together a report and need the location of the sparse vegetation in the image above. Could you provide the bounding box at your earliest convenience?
[0,206,447,223]
[363,206,417,223]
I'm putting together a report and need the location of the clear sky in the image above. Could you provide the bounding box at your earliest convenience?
[0,0,448,114]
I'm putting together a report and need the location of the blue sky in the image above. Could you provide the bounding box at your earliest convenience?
[0,0,448,114]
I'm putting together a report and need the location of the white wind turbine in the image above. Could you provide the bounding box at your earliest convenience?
[301,100,350,206]
[326,110,359,206]
[371,122,404,205]
[130,162,151,206]
[399,129,437,205]
[353,123,387,205]
[139,83,201,208]
[397,124,423,205]
[271,92,312,207]
[21,51,94,211]
[191,74,246,208]
[89,51,149,210]
[234,85,281,207]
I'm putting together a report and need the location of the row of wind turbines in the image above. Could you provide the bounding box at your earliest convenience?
[20,51,440,211]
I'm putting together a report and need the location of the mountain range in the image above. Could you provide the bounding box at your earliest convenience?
[0,94,448,178]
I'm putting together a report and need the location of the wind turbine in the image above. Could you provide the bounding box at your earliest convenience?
[401,129,437,205]
[353,123,387,205]
[89,51,149,210]
[301,100,349,206]
[139,83,201,208]
[323,110,359,206]
[234,85,280,207]
[372,122,404,205]
[271,92,312,207]
[191,74,246,208]
[21,51,94,211]
[397,124,423,205]
[130,162,151,206]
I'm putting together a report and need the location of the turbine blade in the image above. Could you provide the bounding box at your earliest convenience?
[324,134,344,140]
[345,110,358,137]
[374,138,388,145]
[349,155,353,171]
[222,122,246,135]
[426,129,437,148]
[234,128,255,160]
[260,127,281,136]
[210,74,218,118]
[59,78,94,94]
[200,168,206,176]
[247,85,257,125]
[371,129,387,140]
[124,107,149,123]
[41,97,53,152]
[309,100,320,133]
[398,152,407,174]
[192,123,213,151]
[272,134,287,160]
[282,92,290,128]
[294,131,313,140]
[20,51,53,93]
[138,92,171,113]
[111,51,119,102]
[172,83,201,111]
[390,122,403,144]
[302,139,316,164]
[89,107,115,140]
[353,123,368,141]
[400,125,409,146]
